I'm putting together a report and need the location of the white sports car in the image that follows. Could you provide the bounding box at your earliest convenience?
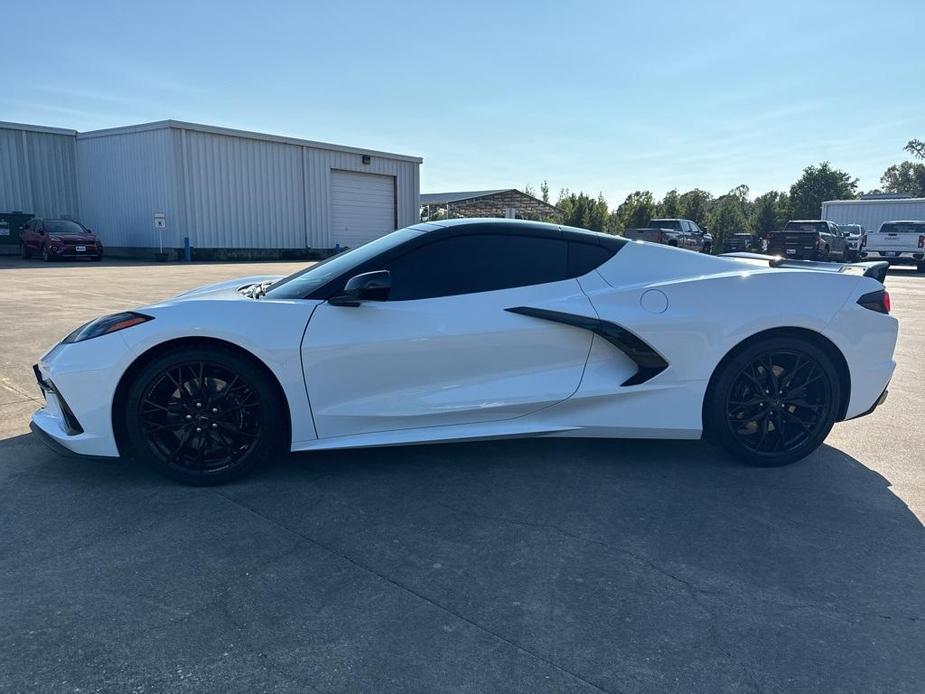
[31,219,897,484]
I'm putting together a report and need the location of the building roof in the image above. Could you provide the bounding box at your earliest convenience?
[76,119,423,163]
[420,190,512,205]
[0,121,78,137]
[824,197,925,205]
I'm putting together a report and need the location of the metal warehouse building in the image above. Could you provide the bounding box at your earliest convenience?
[822,197,925,233]
[1,120,422,258]
[0,123,80,218]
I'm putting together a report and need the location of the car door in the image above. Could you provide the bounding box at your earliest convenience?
[21,219,37,251]
[301,231,596,439]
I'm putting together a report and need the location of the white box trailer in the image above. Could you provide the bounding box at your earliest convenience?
[822,197,925,232]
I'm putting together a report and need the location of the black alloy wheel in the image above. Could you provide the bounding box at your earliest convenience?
[125,348,282,484]
[706,337,839,467]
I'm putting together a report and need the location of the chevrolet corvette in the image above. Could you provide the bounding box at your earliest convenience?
[31,219,897,484]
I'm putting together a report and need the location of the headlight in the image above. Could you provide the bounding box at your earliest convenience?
[62,312,153,343]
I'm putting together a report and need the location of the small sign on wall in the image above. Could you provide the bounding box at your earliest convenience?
[0,222,9,237]
[154,213,166,229]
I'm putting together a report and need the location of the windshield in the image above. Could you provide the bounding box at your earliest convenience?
[784,222,827,232]
[879,222,925,234]
[263,227,425,299]
[45,220,86,234]
[649,219,682,231]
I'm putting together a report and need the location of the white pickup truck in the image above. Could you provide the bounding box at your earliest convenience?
[860,220,925,273]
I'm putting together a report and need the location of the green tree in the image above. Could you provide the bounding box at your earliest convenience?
[752,191,790,234]
[556,189,610,232]
[880,161,925,197]
[614,190,657,231]
[657,189,681,217]
[789,162,857,218]
[904,139,925,160]
[677,189,713,227]
[707,194,749,249]
[540,180,550,204]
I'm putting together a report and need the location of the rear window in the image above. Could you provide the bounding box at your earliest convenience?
[567,241,616,277]
[879,222,925,234]
[44,220,85,234]
[649,220,682,231]
[784,222,827,232]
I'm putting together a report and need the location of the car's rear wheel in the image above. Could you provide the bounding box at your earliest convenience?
[916,261,925,274]
[124,347,283,484]
[705,337,840,467]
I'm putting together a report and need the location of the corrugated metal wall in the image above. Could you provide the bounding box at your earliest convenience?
[822,199,925,233]
[179,126,420,249]
[0,126,79,218]
[181,129,305,248]
[76,128,179,248]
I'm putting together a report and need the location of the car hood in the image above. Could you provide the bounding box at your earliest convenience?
[48,233,97,243]
[172,275,284,300]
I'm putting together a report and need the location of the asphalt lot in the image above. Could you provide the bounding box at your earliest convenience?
[1,256,923,694]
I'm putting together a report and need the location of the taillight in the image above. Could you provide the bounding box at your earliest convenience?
[857,290,890,314]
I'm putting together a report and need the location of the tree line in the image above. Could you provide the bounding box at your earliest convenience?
[526,139,925,248]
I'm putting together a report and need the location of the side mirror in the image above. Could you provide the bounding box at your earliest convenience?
[329,270,391,307]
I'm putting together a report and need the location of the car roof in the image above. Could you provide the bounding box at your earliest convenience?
[414,218,624,248]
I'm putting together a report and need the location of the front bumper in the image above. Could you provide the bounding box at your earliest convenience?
[30,345,125,458]
[48,245,102,258]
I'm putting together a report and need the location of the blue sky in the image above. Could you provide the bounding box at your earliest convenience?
[3,0,922,205]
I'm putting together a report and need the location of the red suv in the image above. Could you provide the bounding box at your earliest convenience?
[20,218,103,262]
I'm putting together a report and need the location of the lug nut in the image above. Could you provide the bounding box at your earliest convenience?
[196,402,202,408]
[211,407,218,413]
[212,422,218,428]
[185,414,192,420]
[195,427,202,432]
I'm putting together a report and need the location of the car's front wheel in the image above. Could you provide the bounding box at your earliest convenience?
[124,347,284,484]
[705,336,840,467]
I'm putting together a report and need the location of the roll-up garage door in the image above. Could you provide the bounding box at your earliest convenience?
[330,170,396,248]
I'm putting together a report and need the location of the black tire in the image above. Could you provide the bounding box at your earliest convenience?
[124,347,283,484]
[91,255,102,262]
[916,262,925,274]
[705,336,840,467]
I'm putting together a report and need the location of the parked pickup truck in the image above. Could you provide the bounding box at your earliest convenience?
[838,223,865,262]
[860,220,925,272]
[624,218,711,253]
[766,220,848,261]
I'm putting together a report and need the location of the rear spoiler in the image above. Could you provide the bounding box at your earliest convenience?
[721,252,889,283]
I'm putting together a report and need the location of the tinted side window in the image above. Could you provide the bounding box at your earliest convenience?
[385,234,568,301]
[567,241,615,277]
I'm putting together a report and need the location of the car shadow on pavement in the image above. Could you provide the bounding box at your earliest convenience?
[2,431,923,693]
